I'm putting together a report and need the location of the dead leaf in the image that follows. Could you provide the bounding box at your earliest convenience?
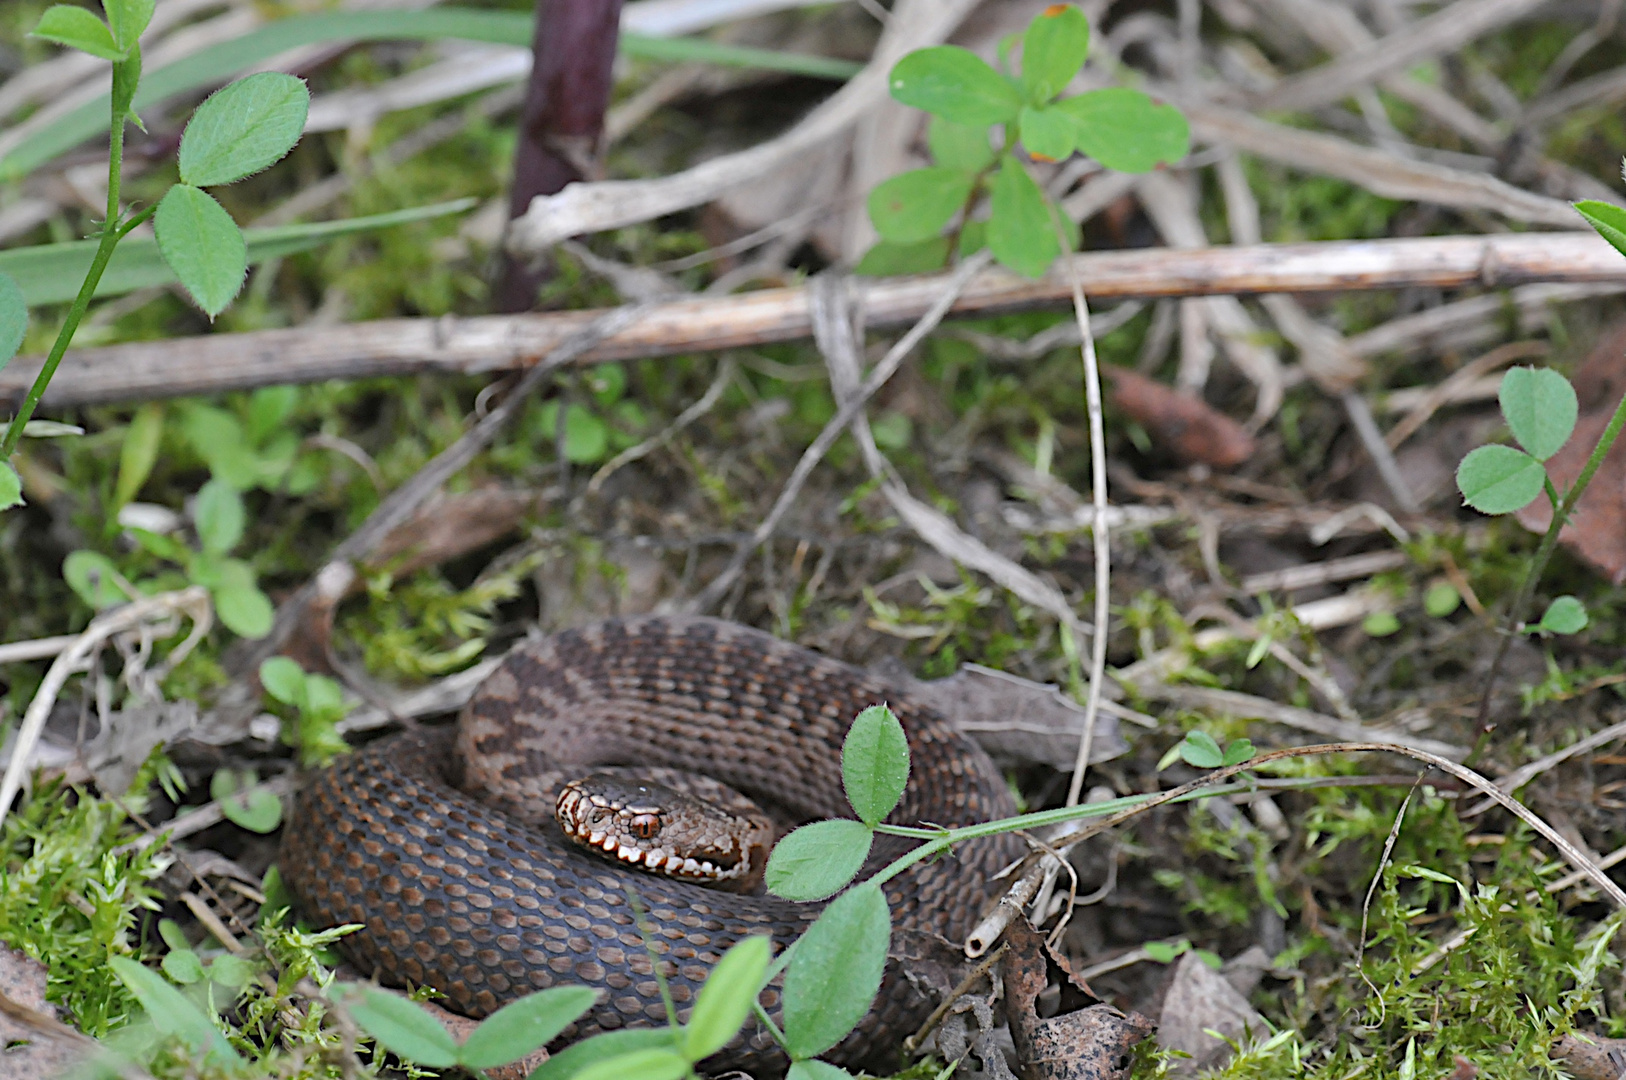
[0,943,93,1080]
[1516,324,1626,583]
[1002,917,1155,1080]
[366,488,547,577]
[1157,952,1268,1074]
[1552,1033,1626,1080]
[1103,366,1257,469]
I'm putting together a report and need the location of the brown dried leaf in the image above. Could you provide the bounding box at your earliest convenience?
[1516,325,1626,584]
[0,943,93,1079]
[1003,917,1155,1080]
[1157,952,1268,1074]
[1552,1032,1626,1080]
[1103,367,1257,469]
[365,488,547,577]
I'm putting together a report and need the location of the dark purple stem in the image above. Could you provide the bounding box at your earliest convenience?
[494,0,624,312]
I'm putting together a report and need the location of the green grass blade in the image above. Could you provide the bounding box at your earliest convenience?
[1,9,857,180]
[2,197,475,306]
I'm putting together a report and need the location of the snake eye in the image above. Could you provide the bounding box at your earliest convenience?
[629,813,661,840]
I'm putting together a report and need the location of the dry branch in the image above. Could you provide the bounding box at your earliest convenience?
[5,232,1623,408]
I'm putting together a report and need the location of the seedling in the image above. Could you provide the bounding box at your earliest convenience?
[0,0,311,511]
[860,3,1188,278]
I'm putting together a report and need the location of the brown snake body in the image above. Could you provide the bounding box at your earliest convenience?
[280,616,1023,1070]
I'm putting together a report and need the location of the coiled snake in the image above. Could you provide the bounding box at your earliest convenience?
[280,616,1023,1071]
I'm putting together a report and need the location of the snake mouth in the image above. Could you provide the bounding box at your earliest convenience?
[555,776,759,885]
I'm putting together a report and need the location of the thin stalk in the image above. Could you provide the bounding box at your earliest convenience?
[1467,385,1626,761]
[0,51,140,460]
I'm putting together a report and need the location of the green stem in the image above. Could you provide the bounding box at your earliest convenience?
[1466,385,1626,760]
[0,49,140,461]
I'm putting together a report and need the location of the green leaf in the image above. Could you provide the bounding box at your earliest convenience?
[765,819,873,901]
[536,401,610,464]
[890,45,1022,127]
[866,167,974,244]
[1020,3,1090,103]
[683,936,770,1062]
[194,478,244,555]
[0,464,19,513]
[158,919,190,953]
[64,550,136,608]
[179,72,310,187]
[210,768,283,833]
[213,578,273,639]
[0,272,25,373]
[108,956,239,1061]
[1538,595,1588,635]
[1362,611,1400,637]
[570,1049,690,1080]
[344,986,460,1068]
[1179,731,1224,769]
[155,184,246,317]
[1019,104,1078,161]
[1220,739,1256,767]
[105,0,155,52]
[2,199,476,308]
[258,656,307,707]
[114,404,164,511]
[20,420,82,438]
[1456,444,1546,515]
[988,154,1060,278]
[1055,88,1190,172]
[161,949,205,985]
[1499,367,1577,462]
[458,986,598,1070]
[1423,582,1461,618]
[1143,940,1186,963]
[209,954,252,988]
[853,238,951,277]
[928,116,995,172]
[1576,200,1626,260]
[528,1028,681,1080]
[789,1062,856,1080]
[841,704,910,825]
[31,5,123,61]
[782,883,891,1059]
[303,673,346,716]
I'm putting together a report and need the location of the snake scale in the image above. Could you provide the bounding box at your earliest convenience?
[280,615,1024,1071]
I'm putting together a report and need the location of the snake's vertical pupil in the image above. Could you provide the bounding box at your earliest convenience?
[630,813,660,839]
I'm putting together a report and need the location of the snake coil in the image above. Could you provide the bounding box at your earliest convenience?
[280,615,1023,1071]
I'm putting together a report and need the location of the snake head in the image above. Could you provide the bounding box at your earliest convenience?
[555,773,773,892]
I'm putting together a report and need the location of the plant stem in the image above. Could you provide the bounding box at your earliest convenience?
[0,51,139,460]
[1466,385,1626,761]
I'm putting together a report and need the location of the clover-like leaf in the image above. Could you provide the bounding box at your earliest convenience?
[928,116,995,172]
[867,167,975,244]
[179,72,309,188]
[459,986,599,1070]
[155,184,246,317]
[1538,595,1588,635]
[683,936,770,1062]
[0,463,21,512]
[1019,104,1078,161]
[1178,730,1224,769]
[1020,3,1090,103]
[1456,443,1546,515]
[193,477,244,555]
[210,768,283,833]
[31,5,123,61]
[782,884,891,1059]
[853,238,952,277]
[1056,88,1190,172]
[105,0,155,52]
[988,154,1060,277]
[890,45,1022,127]
[1577,200,1626,261]
[344,986,459,1068]
[765,819,873,901]
[1499,367,1577,462]
[258,656,307,708]
[841,703,910,825]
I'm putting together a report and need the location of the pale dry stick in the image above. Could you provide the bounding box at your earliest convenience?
[1462,714,1626,819]
[0,634,81,665]
[687,251,994,615]
[9,233,1626,408]
[1384,340,1549,450]
[507,0,981,254]
[1342,390,1420,514]
[1350,283,1626,364]
[0,587,211,829]
[1254,0,1551,114]
[118,772,301,853]
[583,357,736,498]
[1238,549,1409,594]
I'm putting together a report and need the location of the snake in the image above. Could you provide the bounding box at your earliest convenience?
[279,615,1024,1072]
